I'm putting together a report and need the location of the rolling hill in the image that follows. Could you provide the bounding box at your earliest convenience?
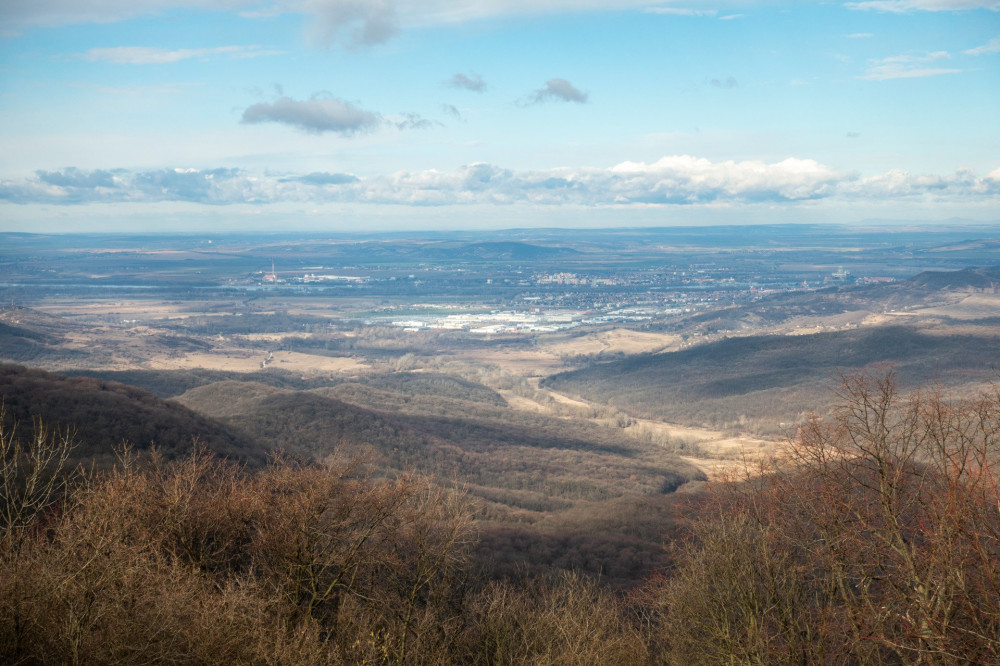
[544,325,1000,434]
[0,364,265,466]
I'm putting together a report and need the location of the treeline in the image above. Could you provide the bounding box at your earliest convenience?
[1,370,999,663]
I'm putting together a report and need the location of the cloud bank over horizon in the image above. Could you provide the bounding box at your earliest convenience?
[3,158,997,210]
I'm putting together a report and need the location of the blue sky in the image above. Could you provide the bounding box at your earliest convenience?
[0,0,998,232]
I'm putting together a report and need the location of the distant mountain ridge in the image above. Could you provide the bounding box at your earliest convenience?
[907,266,1000,290]
[421,241,582,261]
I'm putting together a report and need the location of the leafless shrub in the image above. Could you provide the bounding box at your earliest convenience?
[473,571,651,665]
[653,370,1000,665]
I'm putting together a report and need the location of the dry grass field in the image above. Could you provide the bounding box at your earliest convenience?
[145,350,369,374]
[539,329,681,357]
[911,292,1000,319]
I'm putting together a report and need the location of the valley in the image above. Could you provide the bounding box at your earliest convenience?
[2,224,999,586]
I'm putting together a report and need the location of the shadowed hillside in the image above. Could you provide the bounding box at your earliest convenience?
[176,379,699,500]
[544,325,1000,434]
[175,376,704,585]
[0,365,265,466]
[908,265,1000,289]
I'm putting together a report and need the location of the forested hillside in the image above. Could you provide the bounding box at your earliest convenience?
[0,365,265,466]
[545,325,1000,434]
[174,375,703,584]
[2,371,997,664]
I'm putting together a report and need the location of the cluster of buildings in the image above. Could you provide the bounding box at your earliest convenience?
[390,310,578,334]
[533,272,620,287]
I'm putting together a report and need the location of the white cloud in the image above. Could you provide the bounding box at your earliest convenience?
[846,0,1000,12]
[965,36,1000,54]
[82,45,281,64]
[4,158,997,208]
[845,32,874,39]
[240,95,383,134]
[862,50,963,79]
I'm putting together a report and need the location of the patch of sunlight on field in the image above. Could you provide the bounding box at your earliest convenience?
[912,294,1000,319]
[146,351,367,374]
[539,329,681,357]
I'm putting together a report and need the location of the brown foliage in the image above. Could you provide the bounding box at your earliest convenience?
[472,571,651,666]
[0,441,476,664]
[653,370,1000,665]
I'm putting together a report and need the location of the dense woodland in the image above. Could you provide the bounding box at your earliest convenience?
[1,370,998,664]
[0,364,701,586]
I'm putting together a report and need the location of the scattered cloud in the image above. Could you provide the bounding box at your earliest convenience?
[709,76,739,89]
[5,158,997,208]
[523,78,589,105]
[644,7,717,17]
[447,72,486,92]
[846,0,1000,12]
[238,93,435,135]
[81,45,281,64]
[2,0,401,47]
[718,13,746,19]
[845,32,874,39]
[846,131,861,138]
[862,50,962,79]
[392,112,439,130]
[965,36,1000,54]
[3,1,703,45]
[305,0,399,48]
[240,95,383,135]
[441,103,463,119]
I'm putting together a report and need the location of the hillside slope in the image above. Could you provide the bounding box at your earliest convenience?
[544,325,1000,434]
[176,379,701,501]
[0,364,265,466]
[175,375,705,584]
[656,265,1000,337]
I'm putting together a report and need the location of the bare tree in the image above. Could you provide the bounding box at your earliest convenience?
[656,370,1000,665]
[0,404,75,552]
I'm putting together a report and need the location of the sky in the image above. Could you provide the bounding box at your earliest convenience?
[0,0,998,232]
